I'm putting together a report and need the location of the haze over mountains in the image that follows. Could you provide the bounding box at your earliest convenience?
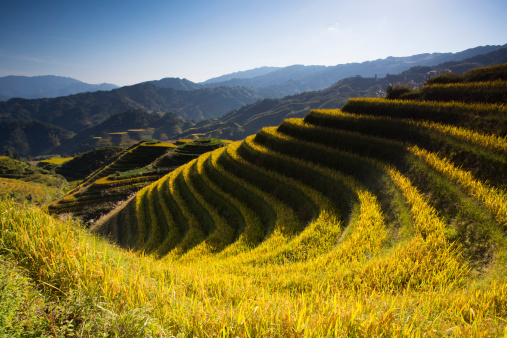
[1,43,507,157]
[142,44,507,98]
[0,75,118,100]
[200,44,507,94]
[5,44,503,102]
[201,66,283,84]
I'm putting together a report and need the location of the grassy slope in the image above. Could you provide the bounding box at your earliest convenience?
[1,63,507,336]
[0,156,69,205]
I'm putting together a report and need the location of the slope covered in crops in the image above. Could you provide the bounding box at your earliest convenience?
[96,63,507,263]
[5,62,507,337]
[48,138,228,223]
[0,155,68,205]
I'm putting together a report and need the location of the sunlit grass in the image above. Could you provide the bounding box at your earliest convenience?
[2,64,507,336]
[2,195,507,336]
[39,156,74,165]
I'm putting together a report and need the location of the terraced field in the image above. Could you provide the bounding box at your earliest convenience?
[91,63,507,335]
[1,156,66,186]
[55,146,124,180]
[47,141,175,222]
[48,139,228,223]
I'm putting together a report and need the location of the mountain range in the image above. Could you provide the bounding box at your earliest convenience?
[0,75,119,100]
[139,44,507,99]
[1,43,507,157]
[2,44,505,103]
[199,44,507,95]
[0,83,264,133]
[58,46,507,156]
[165,47,507,141]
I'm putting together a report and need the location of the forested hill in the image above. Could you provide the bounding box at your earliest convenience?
[54,109,193,155]
[0,82,263,133]
[145,77,203,91]
[0,120,75,157]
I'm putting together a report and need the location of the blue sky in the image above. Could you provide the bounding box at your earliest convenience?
[1,0,506,86]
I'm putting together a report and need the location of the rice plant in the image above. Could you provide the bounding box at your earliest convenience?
[2,63,507,336]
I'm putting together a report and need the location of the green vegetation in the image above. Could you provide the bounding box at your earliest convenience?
[0,200,172,336]
[0,120,75,158]
[55,109,194,155]
[155,137,228,168]
[48,138,227,223]
[0,255,61,337]
[0,178,64,205]
[175,139,193,145]
[0,156,68,205]
[47,141,173,222]
[56,145,125,180]
[385,84,413,99]
[1,63,507,336]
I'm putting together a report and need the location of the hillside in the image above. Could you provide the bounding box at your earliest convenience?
[0,75,118,100]
[0,82,263,134]
[0,63,506,336]
[53,109,194,155]
[91,63,507,335]
[0,155,68,205]
[55,146,125,180]
[48,138,228,223]
[0,119,75,157]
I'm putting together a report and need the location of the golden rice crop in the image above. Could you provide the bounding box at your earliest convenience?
[409,145,507,228]
[4,190,501,336]
[309,108,507,153]
[3,66,507,335]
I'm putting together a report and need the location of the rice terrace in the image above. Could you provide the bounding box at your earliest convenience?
[1,61,507,336]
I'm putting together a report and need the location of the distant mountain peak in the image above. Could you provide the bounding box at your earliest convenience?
[146,77,202,91]
[202,66,282,84]
[200,43,507,95]
[0,75,118,100]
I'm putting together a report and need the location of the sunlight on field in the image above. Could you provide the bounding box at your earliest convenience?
[40,157,74,165]
[1,63,507,336]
